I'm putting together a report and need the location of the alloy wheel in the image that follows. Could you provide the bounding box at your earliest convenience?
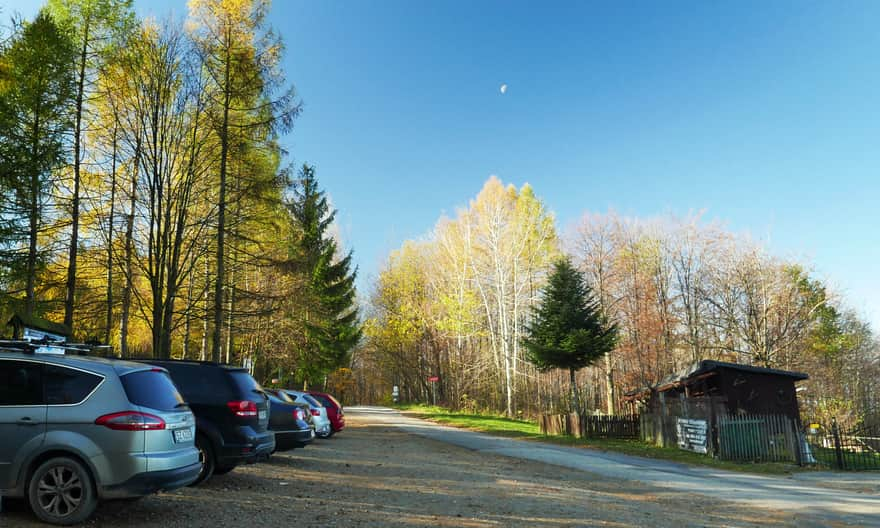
[36,465,83,518]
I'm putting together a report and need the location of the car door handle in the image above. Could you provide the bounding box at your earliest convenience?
[16,417,41,426]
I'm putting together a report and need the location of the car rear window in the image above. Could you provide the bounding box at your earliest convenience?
[273,390,295,403]
[122,369,186,411]
[228,370,264,399]
[303,394,322,408]
[311,393,336,409]
[159,363,231,403]
[44,365,102,405]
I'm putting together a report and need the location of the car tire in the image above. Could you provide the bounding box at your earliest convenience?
[190,434,215,486]
[27,457,97,526]
[212,464,236,476]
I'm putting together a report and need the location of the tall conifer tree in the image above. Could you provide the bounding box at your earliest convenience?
[288,164,360,386]
[522,257,618,413]
[0,12,76,318]
[188,0,300,362]
[47,0,135,335]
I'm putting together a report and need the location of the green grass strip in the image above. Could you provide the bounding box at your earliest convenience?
[397,404,801,475]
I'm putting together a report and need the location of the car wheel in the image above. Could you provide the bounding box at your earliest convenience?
[28,457,97,526]
[212,464,236,476]
[190,434,215,486]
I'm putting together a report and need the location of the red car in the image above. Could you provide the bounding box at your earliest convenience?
[307,391,345,434]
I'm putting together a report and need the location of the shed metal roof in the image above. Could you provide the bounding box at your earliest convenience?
[690,360,808,381]
[623,359,808,401]
[7,313,71,338]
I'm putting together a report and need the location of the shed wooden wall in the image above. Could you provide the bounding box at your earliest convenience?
[716,368,800,420]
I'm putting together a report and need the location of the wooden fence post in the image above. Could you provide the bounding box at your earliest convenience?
[831,418,844,470]
[789,417,802,466]
[708,403,716,457]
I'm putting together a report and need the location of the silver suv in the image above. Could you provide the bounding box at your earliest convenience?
[0,343,200,525]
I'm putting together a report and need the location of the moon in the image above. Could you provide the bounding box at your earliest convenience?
[500,83,508,95]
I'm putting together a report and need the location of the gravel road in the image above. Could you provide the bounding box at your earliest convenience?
[2,408,870,527]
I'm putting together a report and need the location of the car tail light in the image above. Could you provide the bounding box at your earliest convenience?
[292,408,303,420]
[310,409,320,416]
[96,411,166,431]
[227,400,258,417]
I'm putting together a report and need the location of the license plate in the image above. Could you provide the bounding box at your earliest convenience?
[173,428,193,443]
[258,410,267,420]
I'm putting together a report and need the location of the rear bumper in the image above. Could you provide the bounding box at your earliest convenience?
[315,422,332,436]
[101,461,201,499]
[217,431,276,466]
[330,416,345,432]
[274,428,315,451]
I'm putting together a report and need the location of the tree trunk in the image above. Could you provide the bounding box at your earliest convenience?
[105,122,117,345]
[569,367,579,415]
[225,168,241,364]
[211,33,232,363]
[183,267,194,360]
[151,297,163,359]
[200,255,209,360]
[160,293,174,359]
[65,16,91,335]
[225,264,235,363]
[26,172,38,317]
[604,352,615,415]
[120,138,139,358]
[25,109,41,317]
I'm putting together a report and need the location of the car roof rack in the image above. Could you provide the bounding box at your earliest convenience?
[0,339,113,356]
[135,358,243,368]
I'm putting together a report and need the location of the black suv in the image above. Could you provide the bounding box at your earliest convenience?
[138,360,275,484]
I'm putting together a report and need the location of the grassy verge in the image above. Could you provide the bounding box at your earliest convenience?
[397,404,800,475]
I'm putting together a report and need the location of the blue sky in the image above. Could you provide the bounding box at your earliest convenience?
[6,1,880,328]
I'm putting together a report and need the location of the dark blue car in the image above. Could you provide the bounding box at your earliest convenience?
[267,392,314,451]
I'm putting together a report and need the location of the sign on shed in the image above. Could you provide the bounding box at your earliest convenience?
[427,375,439,382]
[676,418,708,454]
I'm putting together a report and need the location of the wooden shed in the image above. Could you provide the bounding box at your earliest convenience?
[627,360,808,422]
[6,313,71,342]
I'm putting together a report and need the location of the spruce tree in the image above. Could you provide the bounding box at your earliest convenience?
[288,164,361,386]
[522,257,618,413]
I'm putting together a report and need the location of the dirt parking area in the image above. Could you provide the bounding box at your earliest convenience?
[2,411,844,527]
